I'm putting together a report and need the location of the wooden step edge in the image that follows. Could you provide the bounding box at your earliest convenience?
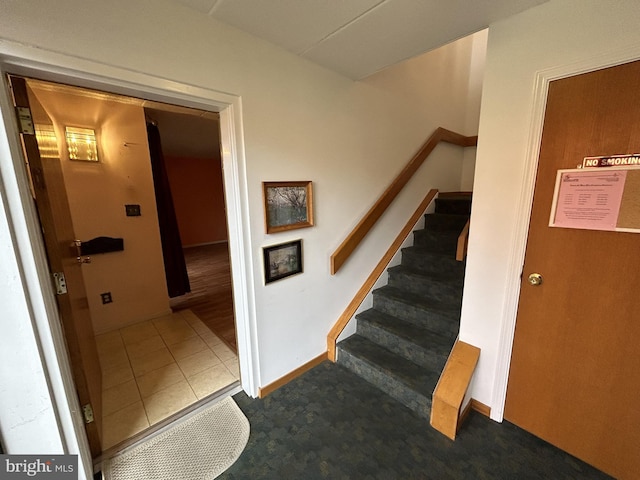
[429,339,480,440]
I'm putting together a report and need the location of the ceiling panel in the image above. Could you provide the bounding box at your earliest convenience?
[209,0,385,54]
[174,0,218,14]
[171,0,549,79]
[303,0,548,79]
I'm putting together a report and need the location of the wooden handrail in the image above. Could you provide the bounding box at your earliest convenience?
[327,189,439,362]
[456,219,470,262]
[330,127,477,275]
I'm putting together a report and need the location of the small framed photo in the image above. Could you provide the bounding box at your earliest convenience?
[263,181,313,234]
[263,240,303,284]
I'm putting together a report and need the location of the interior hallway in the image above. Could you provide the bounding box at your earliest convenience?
[170,243,237,352]
[96,309,239,450]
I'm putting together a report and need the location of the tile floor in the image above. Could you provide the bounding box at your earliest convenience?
[95,309,239,449]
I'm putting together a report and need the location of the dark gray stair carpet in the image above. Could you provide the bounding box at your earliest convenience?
[338,335,440,419]
[355,309,454,371]
[336,194,471,422]
[387,264,463,301]
[412,229,460,254]
[400,246,465,276]
[434,196,472,215]
[372,285,460,336]
[423,212,469,231]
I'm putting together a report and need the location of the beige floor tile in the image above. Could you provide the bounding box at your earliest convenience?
[102,362,134,389]
[187,364,236,400]
[98,347,130,373]
[166,336,208,361]
[129,347,175,377]
[142,379,197,425]
[152,313,187,333]
[120,320,158,346]
[199,330,224,347]
[102,401,149,450]
[159,324,198,346]
[136,363,186,398]
[210,342,237,362]
[124,335,166,361]
[187,319,211,336]
[179,309,202,325]
[176,348,222,378]
[102,378,141,417]
[223,359,240,379]
[96,331,124,357]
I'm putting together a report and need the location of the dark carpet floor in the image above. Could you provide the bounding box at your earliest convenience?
[220,361,611,480]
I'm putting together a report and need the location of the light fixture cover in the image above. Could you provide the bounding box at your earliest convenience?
[34,124,59,159]
[65,126,98,162]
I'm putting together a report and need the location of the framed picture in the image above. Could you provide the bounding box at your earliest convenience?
[263,240,303,284]
[263,181,314,234]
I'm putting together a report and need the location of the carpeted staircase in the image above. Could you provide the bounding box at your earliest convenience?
[336,193,471,420]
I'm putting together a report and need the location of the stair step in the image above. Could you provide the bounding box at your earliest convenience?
[413,229,460,254]
[423,213,470,232]
[435,197,472,215]
[333,191,471,425]
[401,246,465,276]
[372,285,460,336]
[356,309,455,371]
[336,335,440,419]
[387,265,463,302]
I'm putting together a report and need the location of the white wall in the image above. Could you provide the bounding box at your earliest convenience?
[0,0,484,463]
[0,0,482,386]
[459,0,640,418]
[461,29,488,191]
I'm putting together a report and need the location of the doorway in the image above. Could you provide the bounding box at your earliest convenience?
[505,60,640,479]
[14,75,242,452]
[145,106,238,352]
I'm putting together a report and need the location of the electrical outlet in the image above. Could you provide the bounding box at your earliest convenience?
[101,292,112,304]
[125,204,141,217]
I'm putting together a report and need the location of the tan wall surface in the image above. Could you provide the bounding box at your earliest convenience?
[165,155,227,246]
[30,85,171,334]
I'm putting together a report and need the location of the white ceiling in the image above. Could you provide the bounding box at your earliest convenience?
[172,0,548,79]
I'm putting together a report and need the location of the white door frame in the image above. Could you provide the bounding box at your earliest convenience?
[491,43,640,421]
[0,39,258,477]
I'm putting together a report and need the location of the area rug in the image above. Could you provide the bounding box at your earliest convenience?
[103,397,249,480]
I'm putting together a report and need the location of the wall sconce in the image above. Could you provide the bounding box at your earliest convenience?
[65,126,99,162]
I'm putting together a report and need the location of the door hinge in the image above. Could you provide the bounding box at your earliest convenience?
[82,404,94,424]
[15,106,35,135]
[53,272,67,295]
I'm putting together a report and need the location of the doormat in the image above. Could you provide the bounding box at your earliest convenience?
[103,397,249,480]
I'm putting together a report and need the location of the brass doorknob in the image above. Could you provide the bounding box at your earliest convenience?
[528,273,543,286]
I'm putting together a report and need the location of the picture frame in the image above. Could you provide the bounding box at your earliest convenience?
[263,181,314,234]
[263,239,303,284]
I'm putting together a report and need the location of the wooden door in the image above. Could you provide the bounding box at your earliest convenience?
[8,75,103,456]
[505,61,640,479]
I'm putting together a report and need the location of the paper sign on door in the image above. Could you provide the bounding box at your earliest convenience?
[550,170,627,231]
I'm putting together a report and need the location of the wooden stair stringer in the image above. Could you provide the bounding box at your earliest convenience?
[430,339,480,440]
